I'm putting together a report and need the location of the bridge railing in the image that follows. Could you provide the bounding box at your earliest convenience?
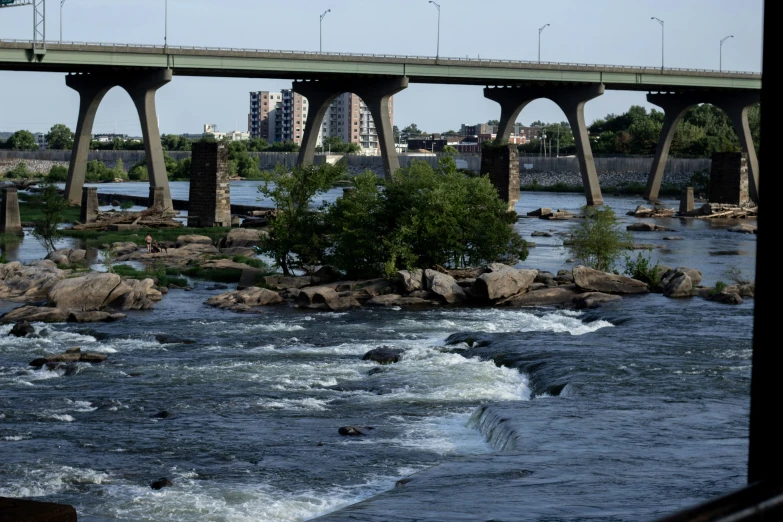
[0,39,760,76]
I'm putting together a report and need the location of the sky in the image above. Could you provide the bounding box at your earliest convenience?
[0,0,764,137]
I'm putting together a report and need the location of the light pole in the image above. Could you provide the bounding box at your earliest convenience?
[164,0,168,49]
[320,9,330,53]
[651,17,664,70]
[720,35,733,72]
[538,24,549,63]
[59,0,66,44]
[429,1,440,59]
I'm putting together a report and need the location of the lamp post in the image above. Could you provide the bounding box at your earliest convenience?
[319,9,330,53]
[59,0,66,44]
[720,35,733,72]
[651,17,664,70]
[538,24,549,63]
[429,1,440,59]
[164,0,168,49]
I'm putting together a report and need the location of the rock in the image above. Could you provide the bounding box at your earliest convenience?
[150,478,173,490]
[397,269,424,293]
[0,261,67,301]
[573,292,622,309]
[573,266,648,294]
[151,410,170,419]
[534,271,555,283]
[626,223,676,232]
[424,269,465,304]
[362,346,403,364]
[662,272,693,298]
[738,283,755,297]
[106,278,162,311]
[338,426,372,436]
[155,335,196,345]
[79,352,108,363]
[663,236,685,240]
[1,306,69,323]
[46,248,87,266]
[498,286,581,307]
[263,274,312,291]
[296,286,361,311]
[527,208,552,217]
[661,267,702,287]
[9,320,35,337]
[470,268,537,301]
[111,242,140,256]
[111,199,120,206]
[710,292,743,305]
[175,235,213,247]
[353,279,396,298]
[29,350,107,367]
[531,231,553,237]
[205,287,284,312]
[312,265,342,284]
[231,215,241,226]
[555,270,574,283]
[207,284,229,291]
[728,223,757,234]
[67,311,126,323]
[485,263,515,273]
[221,228,267,248]
[240,217,268,228]
[48,272,124,311]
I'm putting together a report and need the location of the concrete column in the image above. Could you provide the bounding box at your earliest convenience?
[484,83,605,206]
[63,74,114,205]
[480,144,520,210]
[644,92,698,202]
[121,69,173,211]
[715,91,760,202]
[1,187,23,235]
[188,142,231,227]
[294,77,409,180]
[679,187,694,214]
[80,186,99,224]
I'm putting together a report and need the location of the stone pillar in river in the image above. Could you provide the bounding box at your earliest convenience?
[188,142,231,228]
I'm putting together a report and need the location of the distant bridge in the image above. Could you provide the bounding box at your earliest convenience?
[0,40,762,208]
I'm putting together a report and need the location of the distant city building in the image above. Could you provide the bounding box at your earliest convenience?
[202,124,249,141]
[93,133,130,143]
[460,122,531,144]
[35,132,47,150]
[248,87,393,153]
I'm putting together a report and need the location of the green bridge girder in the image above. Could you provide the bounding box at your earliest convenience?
[0,41,762,91]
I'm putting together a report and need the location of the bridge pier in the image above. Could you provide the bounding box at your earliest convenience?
[63,69,173,211]
[644,90,760,202]
[294,76,408,180]
[485,83,605,206]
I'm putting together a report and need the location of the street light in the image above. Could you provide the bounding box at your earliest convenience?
[651,17,664,70]
[720,35,734,72]
[319,9,330,53]
[164,0,168,49]
[538,24,549,63]
[429,1,440,59]
[59,0,66,44]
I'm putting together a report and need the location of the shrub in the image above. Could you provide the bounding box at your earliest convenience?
[4,162,33,179]
[624,251,663,290]
[722,265,750,285]
[120,201,134,210]
[46,165,69,182]
[567,205,632,272]
[710,280,728,296]
[31,182,69,253]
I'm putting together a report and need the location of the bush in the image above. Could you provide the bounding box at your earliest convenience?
[4,162,33,179]
[710,280,728,296]
[31,182,69,253]
[46,165,69,182]
[566,205,632,272]
[128,162,148,181]
[120,201,134,210]
[624,251,663,290]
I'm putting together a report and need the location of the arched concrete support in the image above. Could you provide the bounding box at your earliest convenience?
[295,77,409,180]
[643,93,698,202]
[63,69,173,211]
[644,90,760,202]
[484,83,605,206]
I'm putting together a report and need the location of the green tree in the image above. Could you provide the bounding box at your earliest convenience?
[170,157,192,180]
[45,124,75,150]
[46,165,69,182]
[4,162,34,179]
[256,162,345,275]
[566,205,632,272]
[31,182,69,254]
[7,130,38,150]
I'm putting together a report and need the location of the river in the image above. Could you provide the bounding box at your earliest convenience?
[0,186,756,521]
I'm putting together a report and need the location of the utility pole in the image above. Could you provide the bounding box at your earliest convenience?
[429,1,440,59]
[538,24,549,63]
[720,35,733,72]
[59,0,66,44]
[651,17,664,70]
[164,0,168,49]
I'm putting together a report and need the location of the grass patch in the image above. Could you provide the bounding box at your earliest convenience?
[182,266,243,283]
[19,200,81,224]
[62,226,230,248]
[0,232,22,245]
[232,255,272,271]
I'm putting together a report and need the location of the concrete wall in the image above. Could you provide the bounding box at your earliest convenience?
[0,150,710,175]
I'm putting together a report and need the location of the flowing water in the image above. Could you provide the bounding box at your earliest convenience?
[0,189,756,521]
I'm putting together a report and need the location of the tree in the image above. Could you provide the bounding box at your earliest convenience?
[402,123,423,138]
[46,165,69,182]
[256,162,345,275]
[7,130,38,151]
[31,182,69,254]
[45,124,74,150]
[566,205,632,272]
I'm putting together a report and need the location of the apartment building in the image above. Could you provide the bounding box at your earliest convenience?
[249,88,393,152]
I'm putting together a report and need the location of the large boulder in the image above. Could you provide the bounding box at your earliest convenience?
[175,235,213,247]
[573,292,622,309]
[627,223,676,232]
[362,347,403,365]
[662,271,693,298]
[105,278,162,311]
[424,269,465,304]
[498,286,581,307]
[470,268,537,301]
[220,228,267,248]
[661,267,702,287]
[9,320,35,337]
[264,274,312,291]
[67,311,127,323]
[397,269,424,293]
[205,287,284,312]
[111,242,140,256]
[46,248,87,266]
[728,224,757,234]
[47,272,125,311]
[296,286,361,311]
[0,261,67,301]
[0,306,69,323]
[573,266,649,294]
[365,294,440,307]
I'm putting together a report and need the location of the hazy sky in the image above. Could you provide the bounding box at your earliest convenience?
[0,0,764,136]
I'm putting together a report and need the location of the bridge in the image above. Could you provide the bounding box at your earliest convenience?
[0,39,762,209]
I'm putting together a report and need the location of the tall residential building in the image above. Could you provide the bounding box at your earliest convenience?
[249,88,393,152]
